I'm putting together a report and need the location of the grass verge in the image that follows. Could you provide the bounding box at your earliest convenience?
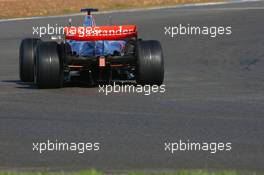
[0,0,224,19]
[0,170,262,175]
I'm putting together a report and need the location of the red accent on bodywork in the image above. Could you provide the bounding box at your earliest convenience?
[64,25,137,41]
[99,57,106,67]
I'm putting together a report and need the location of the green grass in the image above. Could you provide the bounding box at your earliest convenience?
[0,170,262,175]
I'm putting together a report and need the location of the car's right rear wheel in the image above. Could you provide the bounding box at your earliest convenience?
[136,40,164,85]
[35,41,64,88]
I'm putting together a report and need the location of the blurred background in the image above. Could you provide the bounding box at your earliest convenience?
[0,0,223,19]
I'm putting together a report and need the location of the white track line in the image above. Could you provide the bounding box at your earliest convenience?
[174,6,264,11]
[0,0,261,22]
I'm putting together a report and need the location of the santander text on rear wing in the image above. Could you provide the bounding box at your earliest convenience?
[64,25,137,41]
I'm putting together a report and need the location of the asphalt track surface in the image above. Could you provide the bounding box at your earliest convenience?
[0,1,264,171]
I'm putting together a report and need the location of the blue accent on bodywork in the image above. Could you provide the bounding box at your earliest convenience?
[67,40,126,57]
[83,16,94,26]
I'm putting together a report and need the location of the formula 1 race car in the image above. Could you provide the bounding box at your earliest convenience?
[19,8,164,88]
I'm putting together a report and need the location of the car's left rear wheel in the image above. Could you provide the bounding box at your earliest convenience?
[19,38,41,82]
[35,41,64,88]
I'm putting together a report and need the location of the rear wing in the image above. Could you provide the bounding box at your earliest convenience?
[80,8,98,15]
[64,25,137,41]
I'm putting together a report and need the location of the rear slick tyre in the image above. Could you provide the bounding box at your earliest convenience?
[136,40,164,85]
[35,41,64,89]
[19,38,41,82]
